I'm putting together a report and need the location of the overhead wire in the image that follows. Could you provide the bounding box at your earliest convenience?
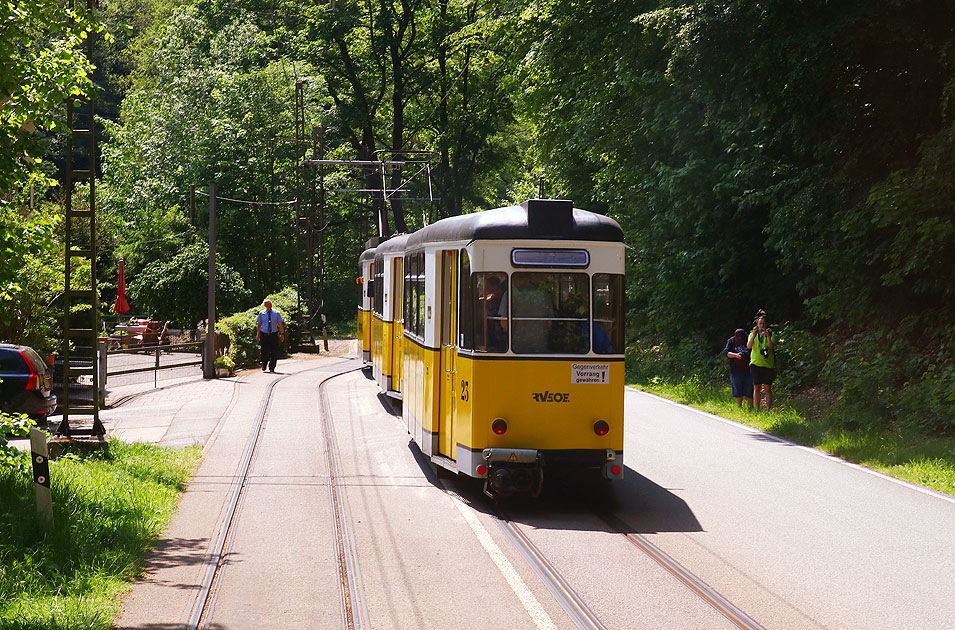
[194,189,297,205]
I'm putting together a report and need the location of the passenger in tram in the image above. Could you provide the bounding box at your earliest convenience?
[509,273,557,353]
[477,273,508,352]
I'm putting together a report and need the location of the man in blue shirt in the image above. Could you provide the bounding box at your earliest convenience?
[256,299,285,372]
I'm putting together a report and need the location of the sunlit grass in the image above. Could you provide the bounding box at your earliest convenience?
[634,379,955,497]
[0,441,200,629]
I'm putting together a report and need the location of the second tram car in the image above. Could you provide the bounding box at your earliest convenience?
[371,234,410,397]
[358,247,376,365]
[361,199,626,496]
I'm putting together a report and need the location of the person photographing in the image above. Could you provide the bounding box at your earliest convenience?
[747,312,775,411]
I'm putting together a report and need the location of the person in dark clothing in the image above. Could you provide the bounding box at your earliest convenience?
[255,299,285,372]
[723,328,753,407]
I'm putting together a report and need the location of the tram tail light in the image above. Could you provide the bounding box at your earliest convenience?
[612,465,622,475]
[594,420,610,436]
[492,419,507,435]
[477,465,487,475]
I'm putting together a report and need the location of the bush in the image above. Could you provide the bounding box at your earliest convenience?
[0,412,35,474]
[216,287,300,368]
[772,323,826,393]
[625,335,723,386]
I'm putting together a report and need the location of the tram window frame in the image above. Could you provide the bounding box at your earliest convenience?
[403,254,413,336]
[510,272,590,354]
[592,273,624,354]
[471,272,508,353]
[373,258,384,316]
[415,252,426,337]
[458,251,474,350]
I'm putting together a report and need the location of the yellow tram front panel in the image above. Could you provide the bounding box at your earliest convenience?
[454,357,624,455]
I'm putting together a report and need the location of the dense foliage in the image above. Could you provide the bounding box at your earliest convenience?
[524,0,955,434]
[2,0,953,434]
[217,286,298,367]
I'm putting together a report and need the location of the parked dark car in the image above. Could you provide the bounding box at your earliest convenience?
[0,343,57,421]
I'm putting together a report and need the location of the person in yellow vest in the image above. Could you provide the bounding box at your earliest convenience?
[747,313,775,410]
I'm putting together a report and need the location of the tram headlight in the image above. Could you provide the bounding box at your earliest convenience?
[593,420,610,436]
[492,418,508,435]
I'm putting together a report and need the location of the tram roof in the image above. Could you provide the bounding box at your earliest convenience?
[405,199,623,249]
[359,247,377,263]
[375,233,410,256]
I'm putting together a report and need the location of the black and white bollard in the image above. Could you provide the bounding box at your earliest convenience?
[30,428,54,528]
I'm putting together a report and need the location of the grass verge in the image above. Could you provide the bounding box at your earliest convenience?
[634,378,955,497]
[0,440,201,629]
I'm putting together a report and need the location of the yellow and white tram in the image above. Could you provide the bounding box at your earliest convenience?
[371,234,410,397]
[358,246,376,365]
[360,199,626,496]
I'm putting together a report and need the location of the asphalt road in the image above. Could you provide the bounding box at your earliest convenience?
[614,389,955,629]
[114,360,955,629]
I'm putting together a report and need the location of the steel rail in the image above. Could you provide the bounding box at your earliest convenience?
[599,513,767,630]
[183,373,289,630]
[493,508,608,630]
[106,341,203,355]
[318,368,370,630]
[181,361,357,629]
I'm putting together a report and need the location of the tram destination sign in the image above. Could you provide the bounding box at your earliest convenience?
[571,363,610,384]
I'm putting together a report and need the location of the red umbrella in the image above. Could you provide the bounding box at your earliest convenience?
[114,259,130,314]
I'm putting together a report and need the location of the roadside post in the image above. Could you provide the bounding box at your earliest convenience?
[203,182,217,379]
[97,338,107,406]
[30,428,54,529]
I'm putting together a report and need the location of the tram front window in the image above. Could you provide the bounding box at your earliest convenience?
[593,273,624,354]
[473,272,508,352]
[510,272,590,354]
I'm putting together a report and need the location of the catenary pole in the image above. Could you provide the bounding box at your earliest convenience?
[204,182,216,378]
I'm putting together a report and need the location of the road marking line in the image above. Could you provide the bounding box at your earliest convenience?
[627,387,955,505]
[450,496,558,630]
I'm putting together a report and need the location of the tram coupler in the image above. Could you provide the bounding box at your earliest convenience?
[482,448,543,498]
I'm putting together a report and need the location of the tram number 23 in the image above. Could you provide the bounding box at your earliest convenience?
[460,380,469,402]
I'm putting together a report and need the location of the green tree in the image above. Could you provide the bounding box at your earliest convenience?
[127,241,250,327]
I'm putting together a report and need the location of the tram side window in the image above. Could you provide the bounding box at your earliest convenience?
[472,272,508,352]
[593,274,624,354]
[511,272,589,354]
[403,255,413,334]
[415,252,425,337]
[373,258,384,316]
[458,251,473,350]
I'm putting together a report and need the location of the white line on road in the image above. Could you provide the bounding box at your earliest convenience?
[449,495,558,630]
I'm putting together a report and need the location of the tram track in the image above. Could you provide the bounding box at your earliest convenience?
[598,513,767,630]
[181,362,362,630]
[319,368,370,630]
[485,499,767,630]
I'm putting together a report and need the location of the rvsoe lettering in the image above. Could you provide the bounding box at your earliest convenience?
[532,391,571,403]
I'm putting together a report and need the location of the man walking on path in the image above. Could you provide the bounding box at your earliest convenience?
[256,299,285,372]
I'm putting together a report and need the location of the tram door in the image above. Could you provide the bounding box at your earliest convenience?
[438,250,457,459]
[392,257,403,391]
